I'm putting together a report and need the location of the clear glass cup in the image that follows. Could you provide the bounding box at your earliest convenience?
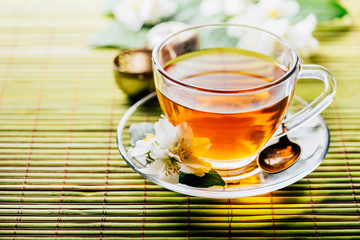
[152,24,336,172]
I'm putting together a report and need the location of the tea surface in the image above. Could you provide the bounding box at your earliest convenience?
[164,48,287,91]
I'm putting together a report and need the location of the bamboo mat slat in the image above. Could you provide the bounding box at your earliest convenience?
[1,0,360,239]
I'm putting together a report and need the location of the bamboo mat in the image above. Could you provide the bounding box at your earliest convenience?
[1,0,360,239]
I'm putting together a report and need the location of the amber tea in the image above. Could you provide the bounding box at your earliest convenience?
[156,48,290,161]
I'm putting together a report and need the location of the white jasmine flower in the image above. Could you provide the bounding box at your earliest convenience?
[227,0,319,57]
[128,117,212,184]
[257,0,299,19]
[226,5,261,35]
[229,13,290,36]
[200,0,250,17]
[227,0,297,28]
[263,18,290,36]
[285,14,319,57]
[228,11,290,55]
[113,0,177,32]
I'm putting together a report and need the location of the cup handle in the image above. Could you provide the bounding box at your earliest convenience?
[273,64,337,139]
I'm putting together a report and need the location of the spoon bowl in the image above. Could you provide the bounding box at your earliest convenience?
[257,135,301,173]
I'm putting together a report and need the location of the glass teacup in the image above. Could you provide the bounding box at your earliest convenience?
[152,24,336,171]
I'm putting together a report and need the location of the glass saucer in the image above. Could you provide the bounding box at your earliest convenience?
[116,92,330,199]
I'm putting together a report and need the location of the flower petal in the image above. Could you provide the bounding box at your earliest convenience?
[140,158,166,175]
[181,156,212,177]
[285,14,319,57]
[113,0,177,32]
[190,137,211,157]
[257,0,299,19]
[148,142,169,159]
[154,118,179,149]
[176,122,193,149]
[223,0,247,16]
[113,0,144,31]
[127,139,154,164]
[159,170,180,184]
[182,155,212,170]
[262,18,290,37]
[127,148,148,165]
[200,0,223,17]
[154,0,178,21]
[279,0,299,19]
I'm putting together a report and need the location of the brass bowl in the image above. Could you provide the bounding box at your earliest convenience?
[113,49,155,101]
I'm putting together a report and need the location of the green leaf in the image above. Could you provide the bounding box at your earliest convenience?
[293,0,348,24]
[179,169,226,188]
[89,20,149,49]
[129,122,155,146]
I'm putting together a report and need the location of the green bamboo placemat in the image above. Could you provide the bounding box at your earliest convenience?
[1,0,360,239]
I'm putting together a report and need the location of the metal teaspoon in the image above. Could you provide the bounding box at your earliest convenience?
[257,125,301,173]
